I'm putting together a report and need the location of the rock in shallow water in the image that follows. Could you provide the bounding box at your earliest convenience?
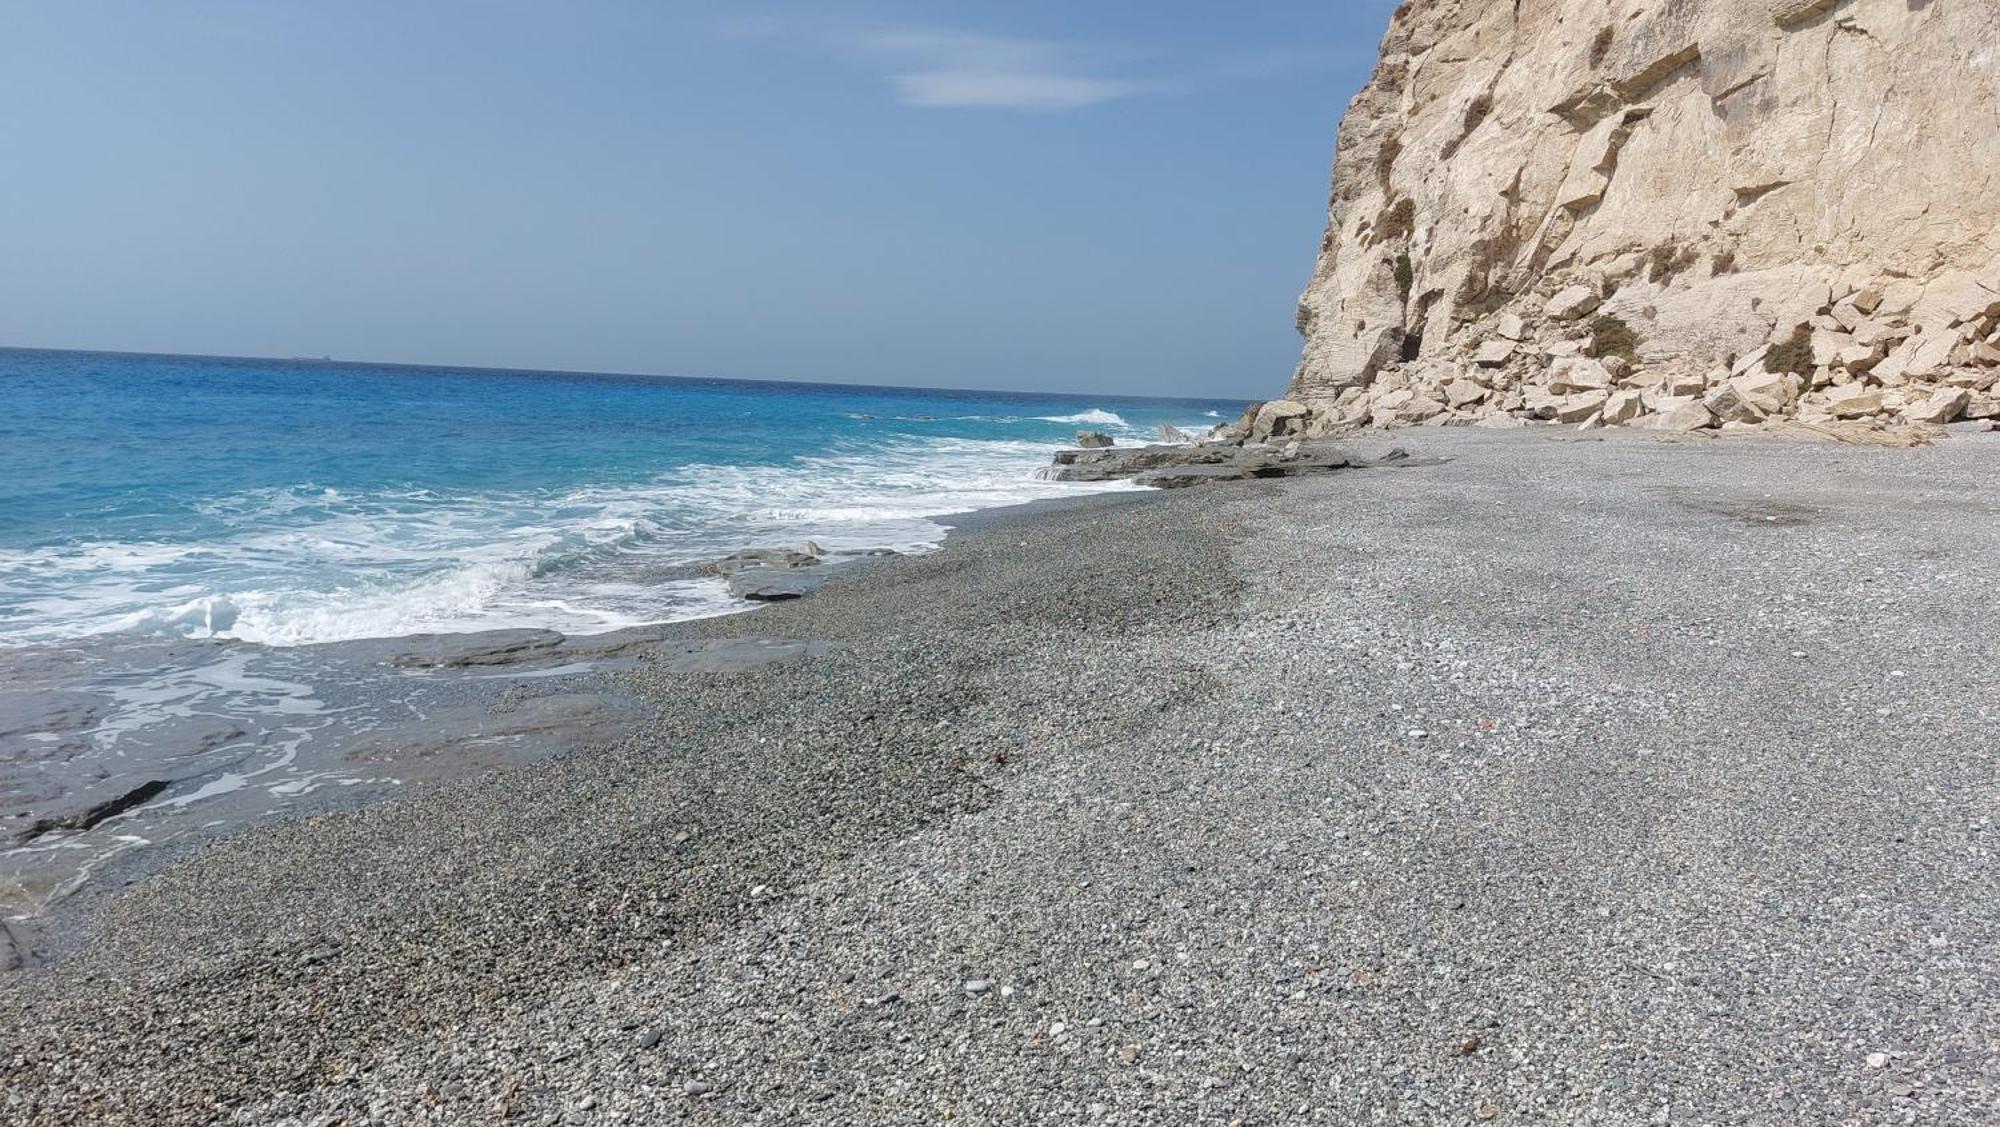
[716,546,822,574]
[372,629,567,669]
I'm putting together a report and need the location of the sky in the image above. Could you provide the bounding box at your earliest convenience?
[0,1,1400,399]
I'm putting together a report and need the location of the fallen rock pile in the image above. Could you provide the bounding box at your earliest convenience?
[1233,265,2000,443]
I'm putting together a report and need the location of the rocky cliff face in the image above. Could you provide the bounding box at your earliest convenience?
[1266,0,2000,438]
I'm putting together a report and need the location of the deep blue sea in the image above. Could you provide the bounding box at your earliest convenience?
[0,348,1245,646]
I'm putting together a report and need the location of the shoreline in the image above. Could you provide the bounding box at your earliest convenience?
[4,427,1997,1123]
[0,485,1164,971]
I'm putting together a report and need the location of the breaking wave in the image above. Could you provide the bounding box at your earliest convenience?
[0,436,1138,647]
[1035,409,1129,428]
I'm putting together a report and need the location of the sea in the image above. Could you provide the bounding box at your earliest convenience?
[0,348,1243,645]
[0,347,1245,958]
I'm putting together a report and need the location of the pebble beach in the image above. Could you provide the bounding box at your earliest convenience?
[4,427,1997,1125]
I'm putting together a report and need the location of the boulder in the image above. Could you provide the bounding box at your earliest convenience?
[1203,412,1253,446]
[1252,399,1312,441]
[1547,357,1613,394]
[1900,331,1962,381]
[1472,339,1517,366]
[1636,399,1716,433]
[1496,312,1528,341]
[1602,390,1646,425]
[1905,387,1970,425]
[1729,372,1792,415]
[1704,385,1766,425]
[1660,372,1707,397]
[1872,333,1957,385]
[1075,431,1115,449]
[1851,319,1908,349]
[1553,390,1610,423]
[1731,345,1773,377]
[1834,343,1886,373]
[1809,331,1848,368]
[1520,387,1562,420]
[1444,379,1490,408]
[1394,395,1449,424]
[1823,385,1885,419]
[1546,286,1601,321]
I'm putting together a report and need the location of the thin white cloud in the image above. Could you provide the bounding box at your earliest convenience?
[723,18,1152,111]
[890,70,1144,111]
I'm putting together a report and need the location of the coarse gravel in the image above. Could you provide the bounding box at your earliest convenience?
[2,427,1996,1125]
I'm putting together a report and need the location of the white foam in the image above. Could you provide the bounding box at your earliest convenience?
[0,435,1134,647]
[1035,409,1128,428]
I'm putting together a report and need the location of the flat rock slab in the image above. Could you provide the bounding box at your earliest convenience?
[728,570,824,602]
[0,691,105,748]
[1049,441,1429,489]
[1133,464,1260,489]
[338,692,653,782]
[339,625,686,671]
[363,629,569,670]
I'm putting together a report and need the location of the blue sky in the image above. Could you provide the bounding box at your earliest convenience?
[0,1,1398,398]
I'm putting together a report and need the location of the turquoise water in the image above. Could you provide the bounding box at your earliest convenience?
[0,348,1244,645]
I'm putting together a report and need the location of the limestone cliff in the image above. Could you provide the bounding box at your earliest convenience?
[1265,0,2000,437]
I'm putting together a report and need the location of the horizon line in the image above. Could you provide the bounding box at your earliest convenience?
[0,343,1256,408]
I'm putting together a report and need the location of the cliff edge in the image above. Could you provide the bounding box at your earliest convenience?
[1254,0,2000,439]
